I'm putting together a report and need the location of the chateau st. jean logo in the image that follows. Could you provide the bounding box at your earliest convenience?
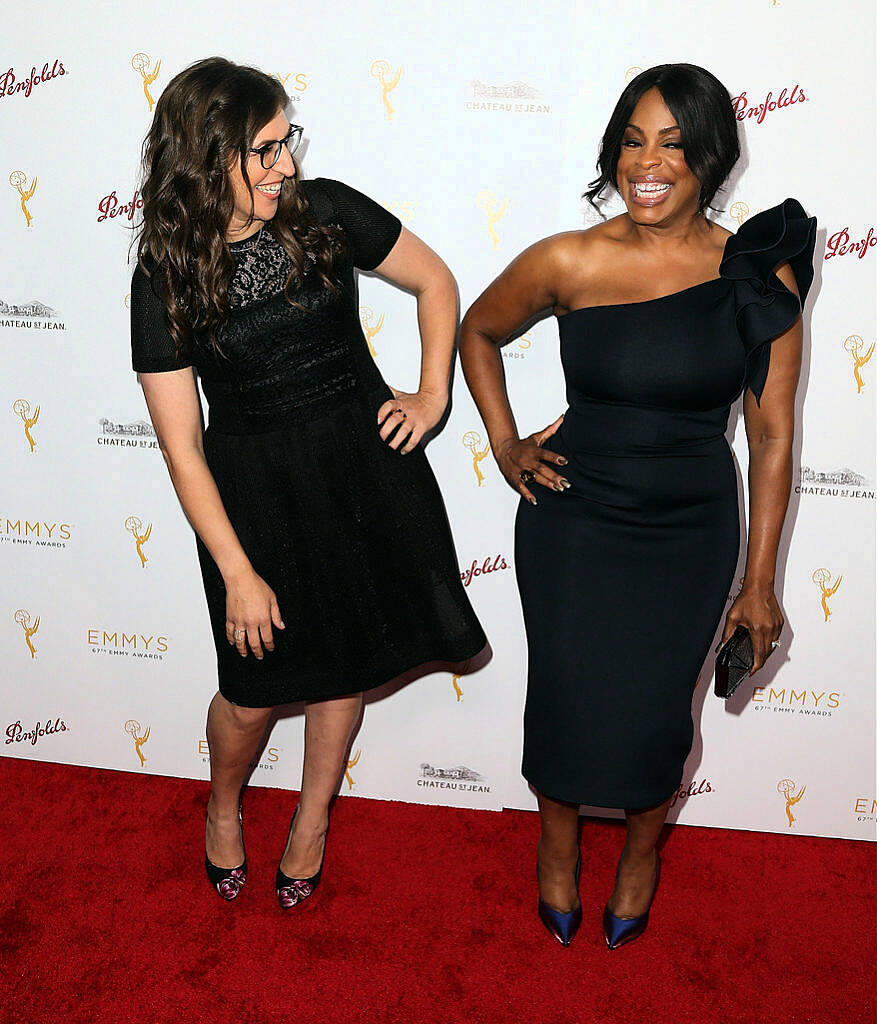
[0,298,64,330]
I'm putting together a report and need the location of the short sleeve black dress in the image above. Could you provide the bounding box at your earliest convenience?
[131,177,486,707]
[515,199,816,809]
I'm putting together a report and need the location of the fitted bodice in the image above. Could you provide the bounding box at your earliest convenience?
[552,200,817,457]
[131,178,403,434]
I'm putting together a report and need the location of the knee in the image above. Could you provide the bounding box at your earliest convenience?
[224,700,272,732]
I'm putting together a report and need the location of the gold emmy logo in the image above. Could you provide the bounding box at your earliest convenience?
[360,306,385,359]
[730,201,750,226]
[9,169,36,228]
[370,60,401,120]
[777,778,805,827]
[811,568,842,621]
[125,719,150,766]
[462,430,491,487]
[274,72,309,94]
[625,66,644,83]
[344,749,361,790]
[843,335,874,394]
[125,515,152,568]
[131,52,161,112]
[452,673,463,702]
[12,398,39,453]
[14,609,39,658]
[124,293,131,309]
[476,190,509,250]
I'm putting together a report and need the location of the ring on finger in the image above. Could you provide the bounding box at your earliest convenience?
[234,629,245,641]
[520,469,536,484]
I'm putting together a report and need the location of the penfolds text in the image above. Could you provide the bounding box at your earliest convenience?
[6,717,67,746]
[731,84,806,124]
[0,60,66,99]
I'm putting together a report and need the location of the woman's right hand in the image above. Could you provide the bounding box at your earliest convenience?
[224,570,285,659]
[495,415,569,505]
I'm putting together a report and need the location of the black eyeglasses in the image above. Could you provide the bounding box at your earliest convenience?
[248,123,303,170]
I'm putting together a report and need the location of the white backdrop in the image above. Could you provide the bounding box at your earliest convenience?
[2,0,874,841]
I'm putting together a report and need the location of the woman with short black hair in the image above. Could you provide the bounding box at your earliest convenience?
[131,57,485,908]
[459,63,815,948]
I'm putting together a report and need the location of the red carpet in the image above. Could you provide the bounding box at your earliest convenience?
[2,756,873,1024]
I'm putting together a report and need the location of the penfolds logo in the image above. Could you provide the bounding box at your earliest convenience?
[825,227,876,261]
[97,189,143,224]
[669,778,713,809]
[460,554,510,587]
[731,84,806,124]
[5,717,67,746]
[0,59,67,99]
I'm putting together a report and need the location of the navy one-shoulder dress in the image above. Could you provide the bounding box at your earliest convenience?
[515,200,816,808]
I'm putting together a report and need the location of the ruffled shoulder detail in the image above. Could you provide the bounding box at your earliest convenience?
[719,198,817,404]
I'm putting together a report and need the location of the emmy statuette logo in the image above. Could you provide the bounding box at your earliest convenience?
[777,778,805,828]
[9,170,36,227]
[476,190,509,250]
[452,674,463,702]
[125,719,150,766]
[462,431,491,487]
[625,67,643,84]
[344,749,361,790]
[125,516,152,568]
[844,335,874,394]
[811,568,842,621]
[131,53,160,111]
[730,201,750,226]
[370,60,401,120]
[13,399,39,452]
[14,609,39,658]
[360,307,385,359]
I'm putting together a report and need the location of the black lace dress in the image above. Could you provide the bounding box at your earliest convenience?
[131,178,486,706]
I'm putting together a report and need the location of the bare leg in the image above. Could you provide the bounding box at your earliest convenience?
[536,791,580,913]
[280,692,363,878]
[608,798,670,917]
[205,691,273,868]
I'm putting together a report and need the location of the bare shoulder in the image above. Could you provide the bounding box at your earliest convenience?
[526,221,621,275]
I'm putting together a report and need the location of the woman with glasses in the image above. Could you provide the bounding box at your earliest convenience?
[131,57,485,907]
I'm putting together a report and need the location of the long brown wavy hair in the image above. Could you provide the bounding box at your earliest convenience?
[136,57,343,359]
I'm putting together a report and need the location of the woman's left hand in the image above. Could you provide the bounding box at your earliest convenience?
[720,584,784,674]
[377,387,447,454]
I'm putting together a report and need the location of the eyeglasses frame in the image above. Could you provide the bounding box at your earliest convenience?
[248,123,304,170]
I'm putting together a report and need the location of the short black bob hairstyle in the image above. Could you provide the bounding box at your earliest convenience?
[585,63,740,215]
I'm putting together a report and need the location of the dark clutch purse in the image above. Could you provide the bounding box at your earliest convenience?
[714,625,754,699]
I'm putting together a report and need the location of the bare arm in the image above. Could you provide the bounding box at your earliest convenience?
[369,226,457,453]
[458,235,578,502]
[722,261,802,670]
[139,368,283,659]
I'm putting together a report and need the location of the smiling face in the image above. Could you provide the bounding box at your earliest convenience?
[616,87,701,226]
[226,108,296,240]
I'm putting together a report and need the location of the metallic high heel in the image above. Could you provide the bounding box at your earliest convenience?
[276,806,326,910]
[537,854,582,947]
[603,851,660,949]
[204,804,247,901]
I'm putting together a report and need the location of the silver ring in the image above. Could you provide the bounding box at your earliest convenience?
[234,629,245,641]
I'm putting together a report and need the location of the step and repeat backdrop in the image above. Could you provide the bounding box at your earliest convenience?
[2,0,874,840]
